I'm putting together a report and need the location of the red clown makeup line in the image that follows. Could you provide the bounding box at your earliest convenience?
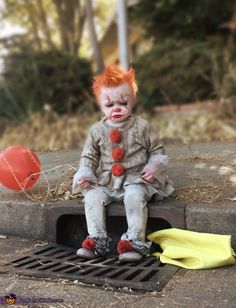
[121,94,129,110]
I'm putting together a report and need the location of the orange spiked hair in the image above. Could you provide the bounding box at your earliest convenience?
[92,65,138,100]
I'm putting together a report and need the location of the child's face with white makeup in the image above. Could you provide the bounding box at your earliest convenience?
[99,83,135,123]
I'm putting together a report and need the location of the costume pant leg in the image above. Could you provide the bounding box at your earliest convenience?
[123,184,150,242]
[83,188,112,238]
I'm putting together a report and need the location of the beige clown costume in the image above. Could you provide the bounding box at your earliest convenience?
[73,115,174,256]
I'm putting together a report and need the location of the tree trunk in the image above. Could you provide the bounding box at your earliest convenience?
[86,0,104,73]
[53,0,85,57]
[53,0,70,52]
[24,0,42,50]
[74,0,86,57]
[37,0,55,50]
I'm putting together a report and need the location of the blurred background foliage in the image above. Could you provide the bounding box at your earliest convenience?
[132,0,236,114]
[131,0,234,41]
[0,49,93,122]
[135,40,219,108]
[0,0,236,149]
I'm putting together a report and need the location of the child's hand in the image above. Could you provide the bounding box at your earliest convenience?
[140,170,155,183]
[77,178,91,189]
[140,163,167,183]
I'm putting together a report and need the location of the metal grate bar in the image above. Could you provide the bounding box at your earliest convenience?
[38,262,62,271]
[93,267,116,277]
[86,257,107,264]
[64,265,85,274]
[14,258,38,268]
[51,264,75,273]
[43,249,65,257]
[54,252,75,259]
[100,257,118,265]
[11,256,29,263]
[25,262,49,270]
[141,258,158,267]
[139,269,159,282]
[122,269,143,280]
[107,268,129,279]
[66,256,88,262]
[79,266,101,276]
[34,246,56,255]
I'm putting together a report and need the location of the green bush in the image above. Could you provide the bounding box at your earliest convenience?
[131,0,234,41]
[0,50,93,123]
[134,40,221,110]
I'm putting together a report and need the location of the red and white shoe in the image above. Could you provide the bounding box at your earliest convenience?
[117,240,142,262]
[77,236,110,259]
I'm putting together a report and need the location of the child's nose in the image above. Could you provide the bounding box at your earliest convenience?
[113,107,121,112]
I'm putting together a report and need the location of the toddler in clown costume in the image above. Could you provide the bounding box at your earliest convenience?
[72,65,174,262]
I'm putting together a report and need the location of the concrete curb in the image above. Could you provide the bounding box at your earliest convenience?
[0,198,235,250]
[0,199,46,240]
[186,203,236,248]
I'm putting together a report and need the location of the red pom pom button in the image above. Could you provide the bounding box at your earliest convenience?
[111,164,125,176]
[109,129,122,143]
[112,147,125,161]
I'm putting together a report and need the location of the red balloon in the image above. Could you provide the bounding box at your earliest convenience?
[0,146,41,190]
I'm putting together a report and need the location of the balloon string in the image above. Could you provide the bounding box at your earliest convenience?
[27,149,41,168]
[20,164,77,189]
[1,151,77,202]
[25,149,48,192]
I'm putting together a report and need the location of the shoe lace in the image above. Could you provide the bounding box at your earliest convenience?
[93,237,111,256]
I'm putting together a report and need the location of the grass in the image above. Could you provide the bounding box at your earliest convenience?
[0,108,236,151]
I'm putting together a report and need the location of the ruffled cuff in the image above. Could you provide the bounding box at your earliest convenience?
[72,167,97,194]
[144,155,169,185]
[148,154,169,166]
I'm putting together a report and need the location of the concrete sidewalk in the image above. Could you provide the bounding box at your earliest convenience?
[0,142,235,307]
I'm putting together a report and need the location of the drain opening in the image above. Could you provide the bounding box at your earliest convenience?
[56,215,172,255]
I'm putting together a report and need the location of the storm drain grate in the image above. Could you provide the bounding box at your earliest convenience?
[0,245,179,292]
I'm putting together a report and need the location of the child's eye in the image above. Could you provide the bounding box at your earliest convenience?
[105,104,113,107]
[119,101,128,106]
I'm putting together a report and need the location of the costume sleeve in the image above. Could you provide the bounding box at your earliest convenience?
[145,124,165,156]
[72,127,99,194]
[143,124,169,184]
